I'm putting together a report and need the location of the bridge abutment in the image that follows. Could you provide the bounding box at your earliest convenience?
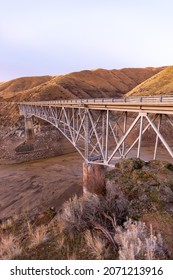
[83,162,106,195]
[25,116,35,142]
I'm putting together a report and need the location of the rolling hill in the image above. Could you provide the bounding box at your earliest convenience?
[126,66,173,97]
[0,67,164,103]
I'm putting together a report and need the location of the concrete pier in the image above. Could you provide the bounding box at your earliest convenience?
[25,117,34,142]
[83,162,106,195]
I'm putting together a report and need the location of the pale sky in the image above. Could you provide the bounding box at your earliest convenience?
[1,0,173,81]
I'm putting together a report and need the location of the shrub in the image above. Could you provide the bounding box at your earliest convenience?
[57,193,101,233]
[115,219,166,260]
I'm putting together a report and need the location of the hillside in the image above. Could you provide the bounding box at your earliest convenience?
[126,66,173,97]
[0,67,164,102]
[0,76,52,96]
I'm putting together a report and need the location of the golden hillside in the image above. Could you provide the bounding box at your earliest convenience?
[126,66,173,97]
[0,76,52,99]
[0,67,164,102]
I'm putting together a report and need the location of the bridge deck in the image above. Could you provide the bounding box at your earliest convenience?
[19,96,173,114]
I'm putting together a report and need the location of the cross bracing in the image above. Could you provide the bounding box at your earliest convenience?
[19,96,173,166]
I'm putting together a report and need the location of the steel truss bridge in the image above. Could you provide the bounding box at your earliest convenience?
[19,96,173,167]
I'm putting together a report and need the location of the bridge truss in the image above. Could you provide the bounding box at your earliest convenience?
[19,97,173,166]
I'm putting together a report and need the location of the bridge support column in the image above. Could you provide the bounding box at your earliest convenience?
[25,116,34,142]
[83,162,106,195]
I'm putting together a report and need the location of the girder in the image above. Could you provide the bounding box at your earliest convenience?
[19,97,173,166]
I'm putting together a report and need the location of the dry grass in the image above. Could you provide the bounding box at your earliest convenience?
[0,215,19,230]
[85,230,109,260]
[0,234,22,260]
[27,222,48,248]
[0,218,13,230]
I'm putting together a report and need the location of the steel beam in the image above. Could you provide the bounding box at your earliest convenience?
[153,114,162,160]
[105,110,109,161]
[137,114,144,158]
[146,115,173,158]
[122,111,127,156]
[107,114,141,164]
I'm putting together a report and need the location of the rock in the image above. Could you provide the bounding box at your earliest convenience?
[164,162,173,171]
[115,158,145,174]
[15,142,34,153]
